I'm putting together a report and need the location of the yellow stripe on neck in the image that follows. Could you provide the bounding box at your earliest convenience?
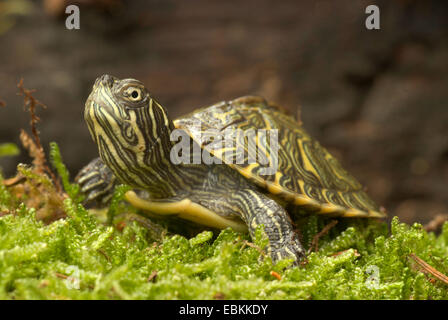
[125,191,248,233]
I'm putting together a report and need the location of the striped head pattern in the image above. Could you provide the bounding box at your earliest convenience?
[84,74,177,194]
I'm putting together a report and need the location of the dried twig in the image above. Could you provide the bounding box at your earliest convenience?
[17,79,47,151]
[213,292,226,300]
[97,249,111,262]
[2,176,26,187]
[17,79,62,193]
[147,270,158,282]
[0,80,69,223]
[241,240,266,257]
[54,272,68,280]
[424,214,448,232]
[308,220,338,253]
[19,129,46,173]
[409,253,448,286]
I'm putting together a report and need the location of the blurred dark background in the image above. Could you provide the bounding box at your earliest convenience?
[0,0,447,225]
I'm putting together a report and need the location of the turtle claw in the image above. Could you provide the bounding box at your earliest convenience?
[75,158,117,206]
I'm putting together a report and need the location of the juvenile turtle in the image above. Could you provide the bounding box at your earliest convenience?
[76,74,386,264]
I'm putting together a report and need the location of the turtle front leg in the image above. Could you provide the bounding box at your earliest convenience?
[75,157,118,205]
[229,189,305,265]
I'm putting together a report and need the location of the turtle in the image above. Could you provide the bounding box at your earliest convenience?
[76,74,386,264]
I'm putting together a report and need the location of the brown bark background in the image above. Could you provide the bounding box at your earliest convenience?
[0,0,447,225]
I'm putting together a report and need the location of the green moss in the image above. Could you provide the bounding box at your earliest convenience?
[0,143,19,157]
[0,142,447,300]
[49,142,82,202]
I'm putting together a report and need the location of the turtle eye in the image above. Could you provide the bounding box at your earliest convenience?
[125,87,144,102]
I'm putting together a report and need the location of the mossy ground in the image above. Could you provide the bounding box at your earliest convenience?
[0,143,447,300]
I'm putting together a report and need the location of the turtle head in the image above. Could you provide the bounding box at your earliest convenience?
[84,74,174,188]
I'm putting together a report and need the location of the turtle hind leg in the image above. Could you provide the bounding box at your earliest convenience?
[227,188,305,265]
[75,157,118,206]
